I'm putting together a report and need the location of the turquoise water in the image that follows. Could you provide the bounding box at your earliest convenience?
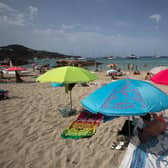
[95,57,168,71]
[25,57,168,72]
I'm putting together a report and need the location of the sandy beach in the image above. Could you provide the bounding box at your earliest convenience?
[0,70,168,168]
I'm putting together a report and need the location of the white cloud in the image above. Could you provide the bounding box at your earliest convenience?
[0,2,16,12]
[61,24,82,30]
[1,13,24,26]
[149,14,161,23]
[0,3,38,26]
[61,24,75,30]
[29,6,38,20]
[0,2,25,26]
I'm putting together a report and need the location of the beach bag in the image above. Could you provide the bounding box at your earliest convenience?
[118,120,134,137]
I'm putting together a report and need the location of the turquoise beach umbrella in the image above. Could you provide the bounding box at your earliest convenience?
[81,78,168,116]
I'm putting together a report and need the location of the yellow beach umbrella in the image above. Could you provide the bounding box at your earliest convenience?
[36,66,98,111]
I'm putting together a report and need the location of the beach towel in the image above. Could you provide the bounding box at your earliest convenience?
[61,111,103,139]
[119,118,168,168]
[76,111,103,123]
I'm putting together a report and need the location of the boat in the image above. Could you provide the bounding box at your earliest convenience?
[127,54,138,59]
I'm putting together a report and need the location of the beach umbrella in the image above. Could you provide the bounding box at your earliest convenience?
[5,66,27,71]
[149,66,168,75]
[80,78,168,116]
[37,66,98,111]
[6,66,27,82]
[150,69,168,85]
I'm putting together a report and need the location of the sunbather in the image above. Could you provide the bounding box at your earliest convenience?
[138,113,166,143]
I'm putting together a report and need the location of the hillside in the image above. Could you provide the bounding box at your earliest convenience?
[0,44,80,65]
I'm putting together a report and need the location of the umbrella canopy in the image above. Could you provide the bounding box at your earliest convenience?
[81,78,168,116]
[37,66,98,111]
[36,66,98,83]
[5,66,27,71]
[150,69,168,85]
[149,66,168,75]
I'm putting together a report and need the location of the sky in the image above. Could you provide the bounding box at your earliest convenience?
[0,0,168,57]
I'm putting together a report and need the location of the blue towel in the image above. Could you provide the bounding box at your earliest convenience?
[50,82,64,87]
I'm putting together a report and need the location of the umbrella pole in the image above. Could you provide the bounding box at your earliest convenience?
[69,90,72,112]
[128,116,131,140]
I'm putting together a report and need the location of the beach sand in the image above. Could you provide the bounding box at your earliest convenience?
[0,70,168,168]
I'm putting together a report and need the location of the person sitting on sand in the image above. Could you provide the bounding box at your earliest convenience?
[116,68,125,76]
[138,113,166,143]
[145,72,152,80]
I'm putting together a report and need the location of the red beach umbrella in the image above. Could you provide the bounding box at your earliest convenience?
[5,66,27,71]
[150,69,168,85]
[0,65,9,67]
[5,66,26,83]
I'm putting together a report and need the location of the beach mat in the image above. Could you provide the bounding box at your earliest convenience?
[120,118,168,168]
[61,111,103,139]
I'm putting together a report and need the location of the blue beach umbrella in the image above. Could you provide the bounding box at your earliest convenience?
[80,79,168,116]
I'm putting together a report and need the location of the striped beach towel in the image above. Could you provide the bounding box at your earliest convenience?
[61,111,103,139]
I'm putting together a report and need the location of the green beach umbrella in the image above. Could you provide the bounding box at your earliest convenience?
[36,66,97,83]
[36,66,98,111]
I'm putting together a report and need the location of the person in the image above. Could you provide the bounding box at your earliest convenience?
[111,73,117,80]
[138,113,166,143]
[132,116,144,136]
[0,70,4,79]
[145,72,152,80]
[133,70,140,75]
[116,68,124,76]
[151,113,166,133]
[133,65,141,75]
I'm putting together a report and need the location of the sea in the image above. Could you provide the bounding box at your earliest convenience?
[24,57,168,72]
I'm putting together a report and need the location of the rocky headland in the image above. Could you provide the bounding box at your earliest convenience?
[0,44,101,67]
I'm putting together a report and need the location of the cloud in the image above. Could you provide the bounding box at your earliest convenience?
[31,27,161,56]
[0,2,25,26]
[29,6,38,20]
[0,2,38,26]
[149,14,161,23]
[61,24,75,30]
[0,2,16,12]
[1,13,24,26]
